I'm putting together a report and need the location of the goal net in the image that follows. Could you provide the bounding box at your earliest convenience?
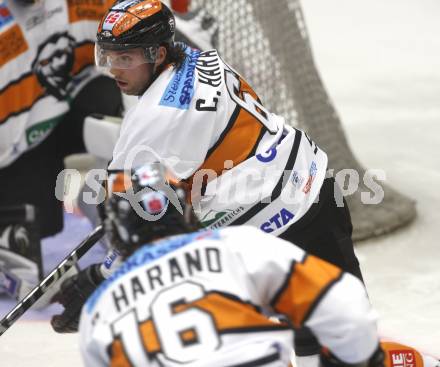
[190,0,416,240]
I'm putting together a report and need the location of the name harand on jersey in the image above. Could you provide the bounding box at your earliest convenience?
[79,226,378,366]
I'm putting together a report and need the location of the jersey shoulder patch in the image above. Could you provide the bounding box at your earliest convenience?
[159,45,201,110]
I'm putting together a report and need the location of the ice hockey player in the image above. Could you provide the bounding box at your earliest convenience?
[80,163,381,366]
[91,0,362,360]
[76,163,439,367]
[0,0,122,300]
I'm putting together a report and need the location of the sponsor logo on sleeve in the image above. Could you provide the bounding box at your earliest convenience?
[160,47,201,110]
[389,350,416,367]
[103,250,120,270]
[260,208,295,233]
[201,207,244,229]
[302,161,317,194]
[291,170,305,189]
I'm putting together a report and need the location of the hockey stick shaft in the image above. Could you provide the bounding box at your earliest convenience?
[0,225,104,337]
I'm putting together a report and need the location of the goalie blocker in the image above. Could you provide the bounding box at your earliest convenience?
[0,205,43,301]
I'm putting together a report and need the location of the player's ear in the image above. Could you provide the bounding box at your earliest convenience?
[155,46,167,67]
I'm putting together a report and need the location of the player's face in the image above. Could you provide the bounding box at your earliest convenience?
[110,61,153,96]
[107,47,165,96]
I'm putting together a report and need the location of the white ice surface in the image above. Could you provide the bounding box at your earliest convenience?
[301,0,440,355]
[1,1,439,366]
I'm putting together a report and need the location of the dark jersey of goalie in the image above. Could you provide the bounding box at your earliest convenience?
[79,226,378,366]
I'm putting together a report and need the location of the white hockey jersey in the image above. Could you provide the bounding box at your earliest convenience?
[0,0,113,168]
[109,46,328,236]
[79,226,379,367]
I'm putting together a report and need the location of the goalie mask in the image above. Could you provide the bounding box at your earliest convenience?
[95,0,175,68]
[104,163,199,257]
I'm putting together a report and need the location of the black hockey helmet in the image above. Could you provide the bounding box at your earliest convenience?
[96,0,175,51]
[104,163,199,257]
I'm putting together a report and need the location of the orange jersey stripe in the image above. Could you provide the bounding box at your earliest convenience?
[0,74,44,125]
[188,76,264,190]
[109,320,162,361]
[110,292,287,361]
[72,42,96,75]
[0,24,28,68]
[381,341,425,367]
[0,43,95,125]
[140,318,162,354]
[201,108,263,177]
[273,255,342,327]
[188,293,284,332]
[110,339,133,367]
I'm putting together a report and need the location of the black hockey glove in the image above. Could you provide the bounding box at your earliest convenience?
[51,264,104,333]
[320,345,385,367]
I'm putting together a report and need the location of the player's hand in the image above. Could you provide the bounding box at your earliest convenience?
[51,264,104,333]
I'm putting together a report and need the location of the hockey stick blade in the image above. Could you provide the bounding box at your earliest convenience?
[0,225,104,337]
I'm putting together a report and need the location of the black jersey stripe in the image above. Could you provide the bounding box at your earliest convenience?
[230,128,302,225]
[204,104,241,161]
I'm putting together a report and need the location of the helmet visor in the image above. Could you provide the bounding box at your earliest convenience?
[94,43,158,69]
